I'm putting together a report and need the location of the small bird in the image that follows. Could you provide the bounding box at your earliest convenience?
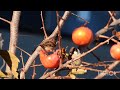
[40,38,56,52]
[71,49,82,66]
[68,47,82,66]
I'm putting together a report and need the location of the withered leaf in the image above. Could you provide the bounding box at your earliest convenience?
[0,50,20,79]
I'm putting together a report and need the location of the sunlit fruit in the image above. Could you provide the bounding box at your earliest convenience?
[39,50,60,69]
[110,43,120,60]
[72,26,93,46]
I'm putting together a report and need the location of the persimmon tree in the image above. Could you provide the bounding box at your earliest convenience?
[0,11,120,79]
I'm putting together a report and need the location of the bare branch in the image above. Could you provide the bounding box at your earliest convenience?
[20,46,42,79]
[20,51,25,68]
[56,11,62,67]
[108,11,116,21]
[20,11,71,79]
[9,11,21,54]
[71,12,89,25]
[95,11,120,37]
[94,61,120,79]
[6,11,21,77]
[64,36,115,65]
[95,19,120,37]
[40,11,48,38]
[0,17,11,24]
[20,51,25,79]
[15,45,31,56]
[56,11,62,49]
[86,46,101,62]
[30,64,42,67]
[40,67,62,79]
[98,35,119,43]
[32,61,36,79]
[49,11,71,38]
[39,36,114,79]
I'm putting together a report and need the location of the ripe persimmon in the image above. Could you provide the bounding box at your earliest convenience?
[39,49,60,69]
[72,26,93,46]
[110,43,120,60]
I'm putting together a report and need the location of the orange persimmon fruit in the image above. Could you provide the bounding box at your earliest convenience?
[72,26,93,46]
[110,43,120,60]
[39,49,61,69]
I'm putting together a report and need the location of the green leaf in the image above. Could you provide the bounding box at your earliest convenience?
[0,50,20,79]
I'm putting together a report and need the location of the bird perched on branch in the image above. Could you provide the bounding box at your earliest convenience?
[68,47,82,66]
[40,38,57,52]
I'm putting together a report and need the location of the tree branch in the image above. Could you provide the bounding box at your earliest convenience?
[39,36,114,79]
[94,61,120,79]
[95,11,120,38]
[9,11,21,54]
[0,17,11,24]
[20,11,71,79]
[49,11,71,39]
[6,11,21,78]
[64,36,115,65]
[40,11,48,38]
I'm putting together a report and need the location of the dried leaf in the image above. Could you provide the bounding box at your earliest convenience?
[69,73,76,79]
[0,70,7,78]
[0,33,4,50]
[76,68,87,74]
[0,50,20,79]
[71,68,87,75]
[71,68,77,74]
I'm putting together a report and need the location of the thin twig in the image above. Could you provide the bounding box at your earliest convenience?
[108,11,116,21]
[106,16,112,27]
[20,51,25,79]
[48,76,72,79]
[94,61,120,79]
[82,61,109,67]
[103,60,115,63]
[30,64,42,67]
[66,65,103,73]
[18,64,42,71]
[49,11,71,38]
[20,51,25,68]
[40,66,62,79]
[71,12,89,25]
[32,61,36,79]
[106,11,115,27]
[98,35,119,43]
[0,17,11,24]
[56,11,62,67]
[43,69,49,76]
[95,11,118,37]
[40,11,48,38]
[86,46,101,62]
[56,11,61,50]
[15,45,31,56]
[20,46,42,79]
[64,35,115,65]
